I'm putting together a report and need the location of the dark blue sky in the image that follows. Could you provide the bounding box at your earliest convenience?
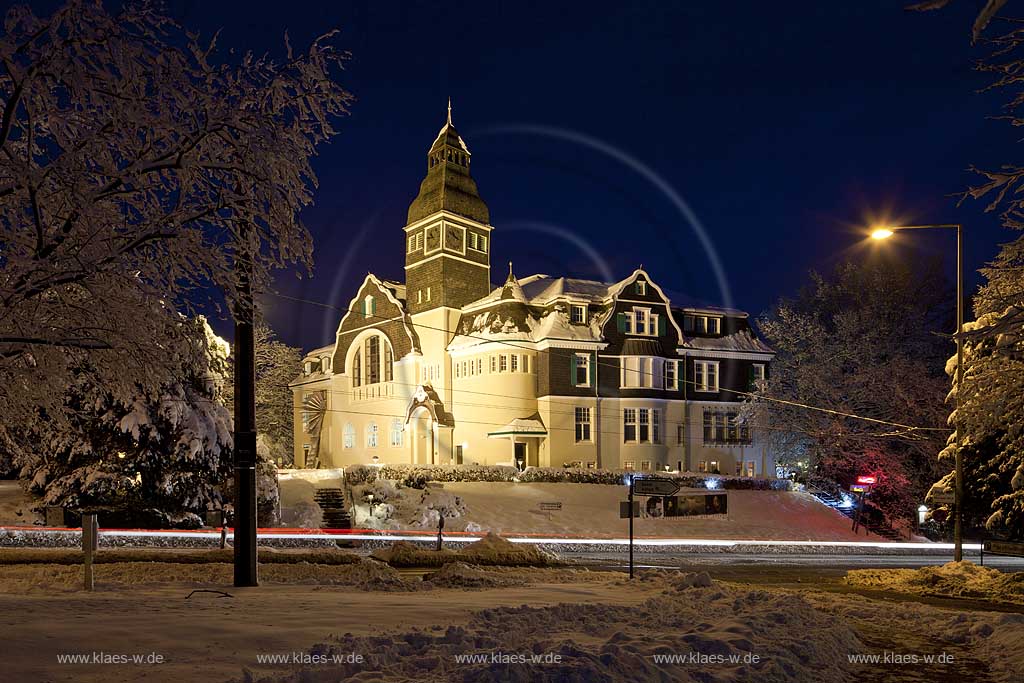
[57,1,1024,348]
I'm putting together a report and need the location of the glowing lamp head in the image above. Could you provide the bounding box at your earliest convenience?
[870,228,894,240]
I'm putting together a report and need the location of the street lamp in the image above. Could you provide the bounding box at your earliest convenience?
[870,223,964,562]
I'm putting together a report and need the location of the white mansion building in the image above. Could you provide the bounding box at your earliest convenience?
[291,108,775,476]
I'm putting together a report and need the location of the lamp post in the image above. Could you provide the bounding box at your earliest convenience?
[870,223,964,562]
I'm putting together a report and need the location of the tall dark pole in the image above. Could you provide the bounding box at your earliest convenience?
[954,224,964,563]
[628,478,634,580]
[233,228,258,587]
[871,223,965,561]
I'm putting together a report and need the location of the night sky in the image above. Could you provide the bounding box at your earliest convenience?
[37,0,1018,349]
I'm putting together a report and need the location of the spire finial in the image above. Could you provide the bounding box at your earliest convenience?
[447,97,452,125]
[508,261,513,277]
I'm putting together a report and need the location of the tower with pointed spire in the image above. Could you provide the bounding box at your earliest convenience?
[404,102,492,315]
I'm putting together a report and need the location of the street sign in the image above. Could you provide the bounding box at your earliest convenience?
[983,540,1024,557]
[855,475,877,485]
[850,485,867,493]
[632,477,680,497]
[931,491,956,504]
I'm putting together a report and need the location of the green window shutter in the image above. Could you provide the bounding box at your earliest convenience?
[589,353,596,386]
[360,299,366,316]
[658,315,666,336]
[372,298,377,316]
[570,353,578,385]
[617,313,626,333]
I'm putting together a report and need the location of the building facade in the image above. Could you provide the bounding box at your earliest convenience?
[290,108,775,476]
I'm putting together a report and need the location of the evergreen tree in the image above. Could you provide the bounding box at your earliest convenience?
[932,237,1024,537]
[19,319,250,528]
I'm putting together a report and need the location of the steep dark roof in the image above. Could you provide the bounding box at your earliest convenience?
[406,110,489,224]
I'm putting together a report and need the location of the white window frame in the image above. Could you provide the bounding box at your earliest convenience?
[664,359,677,390]
[366,423,378,448]
[623,408,637,443]
[694,360,720,392]
[490,356,496,373]
[634,308,649,336]
[636,281,647,295]
[390,418,403,447]
[574,353,591,387]
[570,305,586,324]
[638,408,650,443]
[752,363,766,383]
[511,354,519,372]
[343,423,355,449]
[574,406,592,443]
[499,355,508,372]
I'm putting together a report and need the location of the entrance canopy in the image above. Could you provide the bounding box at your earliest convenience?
[487,417,547,439]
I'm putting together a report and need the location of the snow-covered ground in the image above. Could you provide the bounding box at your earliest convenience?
[846,561,1024,605]
[0,479,39,526]
[1,561,1021,682]
[350,481,885,541]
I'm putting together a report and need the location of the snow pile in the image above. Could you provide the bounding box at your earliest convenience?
[422,562,528,589]
[805,589,1024,683]
[246,582,862,683]
[845,561,1024,604]
[462,532,554,566]
[671,571,714,590]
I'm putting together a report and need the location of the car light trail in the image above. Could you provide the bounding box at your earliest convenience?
[0,525,982,551]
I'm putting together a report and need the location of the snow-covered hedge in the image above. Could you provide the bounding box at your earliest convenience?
[344,464,792,490]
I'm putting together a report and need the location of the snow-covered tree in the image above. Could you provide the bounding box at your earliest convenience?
[18,318,233,527]
[0,1,351,449]
[223,323,302,466]
[931,240,1024,536]
[754,260,952,525]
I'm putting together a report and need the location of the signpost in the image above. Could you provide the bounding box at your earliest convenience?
[626,477,680,579]
[622,477,730,578]
[851,474,878,535]
[82,513,98,591]
[931,491,955,504]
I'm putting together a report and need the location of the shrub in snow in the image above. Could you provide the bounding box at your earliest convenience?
[422,562,527,589]
[281,500,323,528]
[353,464,791,490]
[343,465,379,485]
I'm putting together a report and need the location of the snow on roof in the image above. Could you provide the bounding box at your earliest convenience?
[380,280,407,302]
[684,329,774,354]
[448,301,611,352]
[303,344,335,360]
[519,275,615,304]
[487,417,547,437]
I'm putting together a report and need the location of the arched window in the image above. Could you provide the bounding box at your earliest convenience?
[343,423,355,449]
[390,418,403,447]
[366,422,378,448]
[349,333,395,388]
[366,336,380,384]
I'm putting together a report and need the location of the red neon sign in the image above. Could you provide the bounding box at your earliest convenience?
[855,475,877,485]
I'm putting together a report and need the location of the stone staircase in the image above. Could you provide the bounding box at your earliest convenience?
[806,485,905,541]
[312,487,351,530]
